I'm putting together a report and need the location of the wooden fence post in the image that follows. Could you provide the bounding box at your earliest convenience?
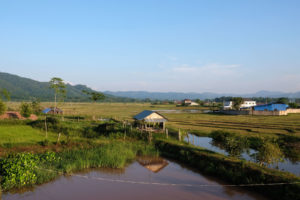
[57,133,61,144]
[178,129,181,141]
[166,128,168,139]
[45,116,48,139]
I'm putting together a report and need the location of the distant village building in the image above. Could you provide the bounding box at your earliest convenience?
[183,99,192,105]
[253,103,288,111]
[223,101,233,110]
[223,101,256,110]
[241,101,257,109]
[182,99,199,106]
[42,107,63,115]
[133,110,167,130]
[189,102,199,106]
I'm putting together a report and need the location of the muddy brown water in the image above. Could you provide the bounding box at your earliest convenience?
[2,158,267,200]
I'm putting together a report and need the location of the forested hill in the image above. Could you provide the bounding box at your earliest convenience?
[0,72,135,102]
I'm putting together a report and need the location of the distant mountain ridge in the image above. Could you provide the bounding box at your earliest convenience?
[0,72,134,102]
[1,72,299,101]
[104,90,300,100]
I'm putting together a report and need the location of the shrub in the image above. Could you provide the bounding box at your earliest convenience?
[20,102,32,118]
[0,153,38,190]
[31,99,42,115]
[82,127,98,138]
[0,100,6,115]
[210,130,235,142]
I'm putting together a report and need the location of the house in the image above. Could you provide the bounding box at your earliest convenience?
[133,110,167,130]
[253,103,288,111]
[223,101,233,110]
[182,99,199,106]
[190,102,199,106]
[240,101,257,109]
[42,107,63,115]
[182,99,192,105]
[223,101,256,110]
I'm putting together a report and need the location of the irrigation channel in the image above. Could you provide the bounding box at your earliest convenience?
[2,157,267,200]
[184,134,300,176]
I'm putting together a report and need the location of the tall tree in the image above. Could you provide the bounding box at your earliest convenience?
[49,77,66,108]
[0,89,10,115]
[0,89,10,101]
[0,100,6,115]
[276,97,289,104]
[232,97,244,110]
[82,90,105,103]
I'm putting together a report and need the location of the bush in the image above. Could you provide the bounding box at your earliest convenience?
[31,99,42,115]
[0,100,7,115]
[0,153,38,190]
[20,102,32,118]
[288,102,298,108]
[82,127,98,138]
[210,130,235,142]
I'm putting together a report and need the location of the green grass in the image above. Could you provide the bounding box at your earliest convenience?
[0,141,158,191]
[0,125,61,147]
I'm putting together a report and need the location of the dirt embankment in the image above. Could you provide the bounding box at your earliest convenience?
[0,112,37,120]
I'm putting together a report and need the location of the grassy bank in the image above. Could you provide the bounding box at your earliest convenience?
[155,138,300,200]
[0,141,157,192]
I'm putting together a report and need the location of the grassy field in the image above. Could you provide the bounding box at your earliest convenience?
[1,102,300,198]
[6,102,300,139]
[165,113,300,138]
[6,102,203,120]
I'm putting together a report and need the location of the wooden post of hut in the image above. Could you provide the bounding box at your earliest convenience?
[165,128,168,139]
[45,116,48,139]
[57,133,61,144]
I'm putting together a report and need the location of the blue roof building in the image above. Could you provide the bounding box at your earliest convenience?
[42,107,63,114]
[253,103,288,111]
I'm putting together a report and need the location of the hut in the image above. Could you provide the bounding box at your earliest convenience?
[133,110,167,131]
[42,107,63,115]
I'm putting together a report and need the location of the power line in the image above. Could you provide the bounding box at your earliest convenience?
[36,167,300,188]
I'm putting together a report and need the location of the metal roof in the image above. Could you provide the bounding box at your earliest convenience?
[42,107,63,114]
[42,108,52,114]
[133,110,167,122]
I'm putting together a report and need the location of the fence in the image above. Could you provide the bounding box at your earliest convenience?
[221,109,300,116]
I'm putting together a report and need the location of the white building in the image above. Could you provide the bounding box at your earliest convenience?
[223,101,256,110]
[223,101,233,110]
[241,101,256,108]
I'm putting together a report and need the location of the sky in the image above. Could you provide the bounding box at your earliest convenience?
[0,0,300,93]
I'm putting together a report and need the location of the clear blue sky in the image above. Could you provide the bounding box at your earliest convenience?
[0,0,299,93]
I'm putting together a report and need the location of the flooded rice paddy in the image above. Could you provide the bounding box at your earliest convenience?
[184,134,300,176]
[3,157,266,200]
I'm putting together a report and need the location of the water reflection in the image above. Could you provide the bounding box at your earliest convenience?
[184,134,300,176]
[137,156,169,173]
[3,158,267,200]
